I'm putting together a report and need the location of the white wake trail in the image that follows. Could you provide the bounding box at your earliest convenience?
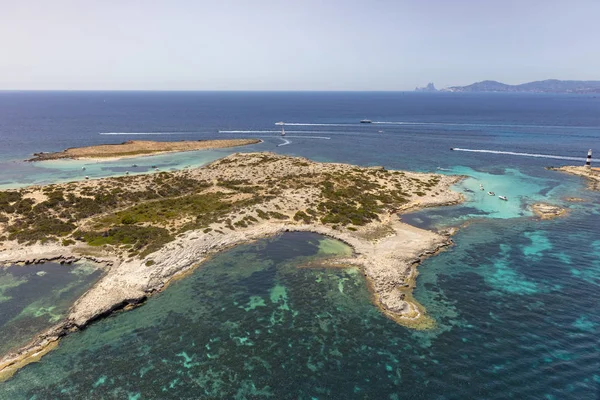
[220,130,335,134]
[100,132,189,135]
[373,121,599,130]
[277,139,291,147]
[451,148,586,161]
[284,135,331,140]
[218,130,280,133]
[280,123,355,127]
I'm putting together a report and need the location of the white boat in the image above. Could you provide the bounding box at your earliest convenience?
[281,126,285,137]
[498,196,508,201]
[487,191,495,196]
[479,184,484,190]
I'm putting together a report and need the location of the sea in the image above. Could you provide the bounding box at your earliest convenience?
[0,91,599,399]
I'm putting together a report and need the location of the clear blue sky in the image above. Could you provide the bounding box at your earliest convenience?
[1,0,599,90]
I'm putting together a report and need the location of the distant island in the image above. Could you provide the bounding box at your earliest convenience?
[441,79,600,94]
[415,82,438,92]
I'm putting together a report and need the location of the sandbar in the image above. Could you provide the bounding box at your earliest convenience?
[27,139,262,161]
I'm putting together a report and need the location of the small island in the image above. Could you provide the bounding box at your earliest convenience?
[531,203,567,220]
[27,139,262,161]
[0,152,463,380]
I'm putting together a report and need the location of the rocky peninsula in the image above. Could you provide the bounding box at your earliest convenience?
[0,152,463,380]
[552,166,600,191]
[27,139,261,161]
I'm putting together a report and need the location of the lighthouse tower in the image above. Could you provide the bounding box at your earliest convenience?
[585,149,592,168]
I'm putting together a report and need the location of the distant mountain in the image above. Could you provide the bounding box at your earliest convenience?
[415,82,438,92]
[444,79,600,93]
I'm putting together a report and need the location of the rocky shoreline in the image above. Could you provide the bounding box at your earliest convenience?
[0,217,460,381]
[0,152,464,380]
[550,166,600,191]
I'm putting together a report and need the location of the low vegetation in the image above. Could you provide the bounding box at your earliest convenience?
[0,153,450,258]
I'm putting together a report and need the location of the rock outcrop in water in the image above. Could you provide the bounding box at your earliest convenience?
[531,203,567,219]
[415,83,438,92]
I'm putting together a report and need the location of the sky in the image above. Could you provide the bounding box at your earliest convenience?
[1,0,599,91]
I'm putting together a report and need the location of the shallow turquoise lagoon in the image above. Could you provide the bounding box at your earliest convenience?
[0,144,267,190]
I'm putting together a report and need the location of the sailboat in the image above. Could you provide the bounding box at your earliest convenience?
[275,121,286,136]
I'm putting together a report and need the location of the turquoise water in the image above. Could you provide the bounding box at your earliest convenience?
[2,223,599,399]
[0,262,102,356]
[1,92,600,398]
[0,147,264,190]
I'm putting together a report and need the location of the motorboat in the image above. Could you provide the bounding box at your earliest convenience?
[487,191,495,196]
[360,120,372,124]
[498,196,508,201]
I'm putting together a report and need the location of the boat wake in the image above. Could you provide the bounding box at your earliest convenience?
[372,121,599,130]
[451,148,585,161]
[277,139,291,147]
[279,123,355,127]
[218,130,281,134]
[284,135,330,140]
[219,130,337,134]
[100,132,190,135]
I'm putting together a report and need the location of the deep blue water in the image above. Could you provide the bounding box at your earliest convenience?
[0,92,599,399]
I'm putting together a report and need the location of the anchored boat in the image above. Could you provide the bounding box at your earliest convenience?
[498,196,508,201]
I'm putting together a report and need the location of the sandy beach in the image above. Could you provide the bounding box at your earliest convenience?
[0,152,463,380]
[27,139,261,161]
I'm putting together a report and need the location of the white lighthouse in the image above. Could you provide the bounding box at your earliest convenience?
[585,149,592,168]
